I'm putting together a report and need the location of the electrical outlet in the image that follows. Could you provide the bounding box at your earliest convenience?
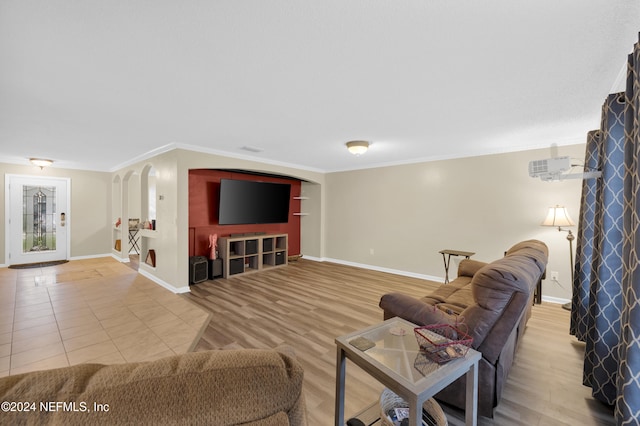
[550,271,559,281]
[369,248,375,255]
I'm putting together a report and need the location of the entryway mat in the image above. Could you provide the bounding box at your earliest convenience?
[9,260,69,269]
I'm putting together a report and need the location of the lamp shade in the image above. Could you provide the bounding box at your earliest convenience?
[541,205,575,227]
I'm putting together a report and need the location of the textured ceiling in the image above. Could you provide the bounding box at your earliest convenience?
[1,1,639,172]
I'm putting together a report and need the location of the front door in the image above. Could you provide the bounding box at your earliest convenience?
[6,175,70,265]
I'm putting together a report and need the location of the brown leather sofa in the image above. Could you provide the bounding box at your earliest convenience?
[379,240,548,418]
[0,346,307,425]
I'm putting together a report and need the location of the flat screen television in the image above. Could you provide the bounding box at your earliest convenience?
[218,179,291,225]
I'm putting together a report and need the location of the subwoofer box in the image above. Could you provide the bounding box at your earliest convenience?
[189,256,208,285]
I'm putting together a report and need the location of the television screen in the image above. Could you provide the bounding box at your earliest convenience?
[218,179,291,225]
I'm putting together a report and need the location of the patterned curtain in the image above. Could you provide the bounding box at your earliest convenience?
[571,34,640,423]
[585,92,626,405]
[570,129,601,341]
[618,35,640,423]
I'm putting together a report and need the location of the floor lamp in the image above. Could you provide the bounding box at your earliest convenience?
[542,205,575,311]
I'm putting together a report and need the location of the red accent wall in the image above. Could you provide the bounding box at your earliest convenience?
[188,169,302,258]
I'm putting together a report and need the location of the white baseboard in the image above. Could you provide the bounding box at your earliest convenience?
[110,253,130,263]
[302,256,444,283]
[541,295,570,305]
[19,253,564,302]
[138,268,190,294]
[70,253,113,261]
[302,256,567,304]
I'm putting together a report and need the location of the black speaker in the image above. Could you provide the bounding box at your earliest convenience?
[189,256,208,284]
[208,258,223,279]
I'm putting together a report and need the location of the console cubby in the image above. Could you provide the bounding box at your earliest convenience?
[219,234,288,278]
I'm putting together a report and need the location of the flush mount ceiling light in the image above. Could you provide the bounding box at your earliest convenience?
[29,158,54,169]
[346,140,369,155]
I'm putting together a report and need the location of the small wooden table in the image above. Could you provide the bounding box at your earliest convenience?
[439,249,475,283]
[128,229,141,255]
[335,317,481,426]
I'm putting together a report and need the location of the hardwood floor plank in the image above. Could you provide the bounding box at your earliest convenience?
[184,259,614,426]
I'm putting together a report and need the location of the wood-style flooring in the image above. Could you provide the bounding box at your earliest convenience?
[184,258,615,426]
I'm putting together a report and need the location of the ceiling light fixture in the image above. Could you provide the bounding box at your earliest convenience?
[29,158,54,169]
[346,140,369,155]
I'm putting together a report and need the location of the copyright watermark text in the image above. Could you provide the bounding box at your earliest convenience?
[2,401,110,413]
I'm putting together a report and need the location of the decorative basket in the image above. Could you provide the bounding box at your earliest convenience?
[379,388,447,426]
[414,324,473,364]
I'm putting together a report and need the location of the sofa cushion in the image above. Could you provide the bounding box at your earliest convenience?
[381,292,458,325]
[421,276,472,307]
[0,347,306,426]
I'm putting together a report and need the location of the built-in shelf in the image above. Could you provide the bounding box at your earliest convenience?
[140,229,158,238]
[219,233,288,278]
[293,195,308,216]
[112,227,122,253]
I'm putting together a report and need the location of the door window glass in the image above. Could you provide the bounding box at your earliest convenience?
[22,185,56,252]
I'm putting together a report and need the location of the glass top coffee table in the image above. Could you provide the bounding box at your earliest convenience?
[335,317,481,426]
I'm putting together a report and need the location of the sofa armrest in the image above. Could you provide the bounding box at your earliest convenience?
[379,292,457,326]
[457,259,488,278]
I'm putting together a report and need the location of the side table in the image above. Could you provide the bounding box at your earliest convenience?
[128,229,141,255]
[439,249,475,283]
[335,317,481,426]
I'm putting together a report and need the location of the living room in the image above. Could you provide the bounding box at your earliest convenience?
[2,2,640,425]
[0,129,608,426]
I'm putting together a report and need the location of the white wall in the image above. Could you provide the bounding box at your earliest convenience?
[324,144,586,302]
[0,162,111,264]
[109,144,585,301]
[0,143,586,303]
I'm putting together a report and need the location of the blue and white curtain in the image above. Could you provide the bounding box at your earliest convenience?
[571,34,640,423]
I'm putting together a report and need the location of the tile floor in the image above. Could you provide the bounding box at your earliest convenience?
[0,257,210,377]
